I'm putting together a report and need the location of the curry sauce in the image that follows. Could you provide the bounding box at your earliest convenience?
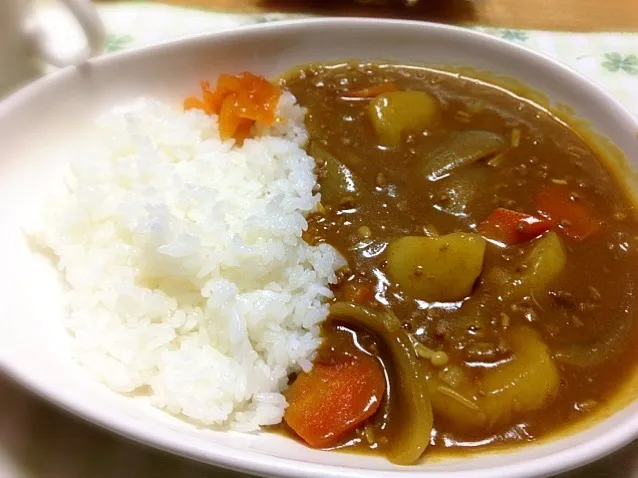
[277,62,638,461]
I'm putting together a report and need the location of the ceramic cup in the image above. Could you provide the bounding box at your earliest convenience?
[0,0,105,95]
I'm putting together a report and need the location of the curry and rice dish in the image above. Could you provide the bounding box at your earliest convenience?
[33,62,638,465]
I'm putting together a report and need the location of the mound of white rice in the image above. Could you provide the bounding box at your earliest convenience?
[30,92,344,430]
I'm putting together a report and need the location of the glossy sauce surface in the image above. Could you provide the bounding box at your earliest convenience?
[278,62,638,456]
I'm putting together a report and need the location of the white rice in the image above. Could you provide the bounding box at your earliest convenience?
[30,92,345,430]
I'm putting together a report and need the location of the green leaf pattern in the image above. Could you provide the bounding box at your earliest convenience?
[602,53,638,75]
[500,30,528,42]
[105,34,134,53]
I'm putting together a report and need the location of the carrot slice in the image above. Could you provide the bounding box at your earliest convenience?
[284,355,385,448]
[183,72,282,143]
[347,82,399,98]
[478,208,553,245]
[183,97,206,111]
[536,184,601,240]
[201,80,224,115]
[218,93,241,141]
[216,73,242,95]
[233,118,254,145]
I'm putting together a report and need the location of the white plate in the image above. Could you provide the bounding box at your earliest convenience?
[1,18,638,478]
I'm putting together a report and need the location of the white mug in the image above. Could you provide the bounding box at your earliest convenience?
[0,0,105,95]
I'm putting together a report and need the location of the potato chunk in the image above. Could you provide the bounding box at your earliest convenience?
[386,233,486,302]
[428,372,487,429]
[368,91,438,146]
[521,231,567,298]
[486,231,566,300]
[480,326,560,425]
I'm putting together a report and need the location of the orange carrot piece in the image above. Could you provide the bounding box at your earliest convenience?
[284,355,385,448]
[184,72,282,143]
[216,73,242,95]
[218,93,241,141]
[235,72,281,123]
[536,184,601,240]
[346,82,399,98]
[183,97,206,111]
[200,81,224,115]
[478,208,553,245]
[233,118,254,146]
[236,88,262,121]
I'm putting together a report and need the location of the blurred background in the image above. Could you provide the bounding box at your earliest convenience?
[92,0,638,31]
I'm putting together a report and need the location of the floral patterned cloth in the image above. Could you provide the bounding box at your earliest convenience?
[3,2,637,478]
[38,2,638,117]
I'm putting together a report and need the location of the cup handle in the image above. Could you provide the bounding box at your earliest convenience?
[30,0,106,68]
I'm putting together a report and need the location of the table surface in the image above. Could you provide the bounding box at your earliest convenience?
[129,0,638,32]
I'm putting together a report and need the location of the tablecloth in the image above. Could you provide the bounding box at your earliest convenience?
[40,2,638,117]
[3,2,638,477]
